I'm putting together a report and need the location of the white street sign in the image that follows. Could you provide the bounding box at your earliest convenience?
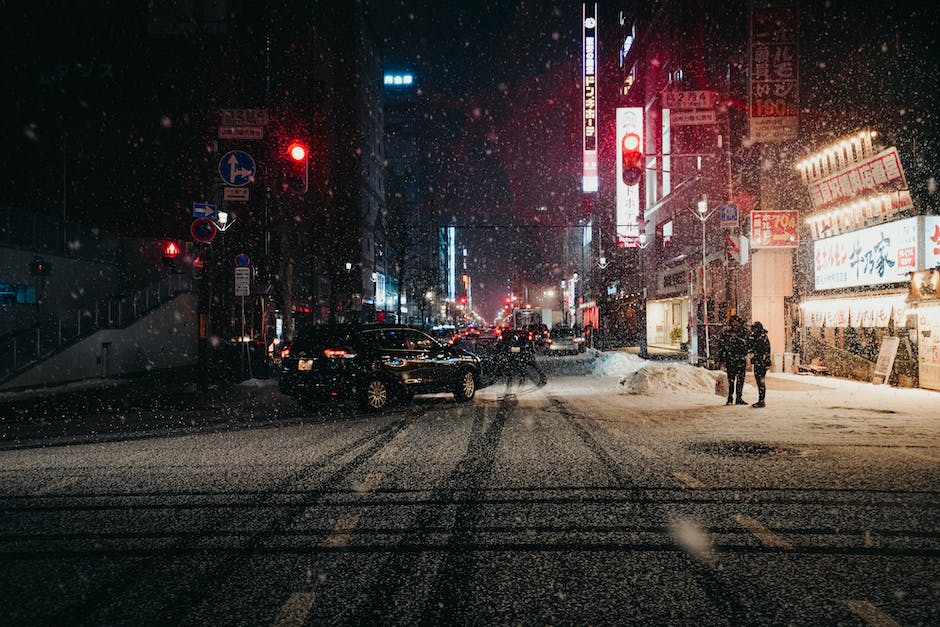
[234,267,251,296]
[224,187,249,201]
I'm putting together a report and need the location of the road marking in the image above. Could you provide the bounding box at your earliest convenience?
[673,471,709,490]
[33,476,79,496]
[322,514,360,548]
[355,471,384,493]
[840,600,901,627]
[271,592,316,627]
[732,514,793,550]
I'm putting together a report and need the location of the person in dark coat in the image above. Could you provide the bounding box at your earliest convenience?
[497,329,547,388]
[718,315,749,405]
[749,321,771,407]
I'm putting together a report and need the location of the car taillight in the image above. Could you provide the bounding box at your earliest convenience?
[323,348,356,359]
[280,345,291,358]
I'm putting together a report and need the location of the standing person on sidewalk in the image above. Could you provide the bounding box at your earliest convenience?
[718,315,749,405]
[749,321,771,407]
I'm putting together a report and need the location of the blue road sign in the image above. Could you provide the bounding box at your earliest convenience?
[234,253,251,267]
[191,217,218,243]
[720,203,739,227]
[193,202,217,218]
[218,150,256,187]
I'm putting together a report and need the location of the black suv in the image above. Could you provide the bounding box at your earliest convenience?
[279,324,481,411]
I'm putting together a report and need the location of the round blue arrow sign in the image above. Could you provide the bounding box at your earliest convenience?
[218,150,256,187]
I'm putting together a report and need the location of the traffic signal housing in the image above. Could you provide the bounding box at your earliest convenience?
[621,132,642,186]
[283,141,309,194]
[30,254,50,276]
[162,240,180,271]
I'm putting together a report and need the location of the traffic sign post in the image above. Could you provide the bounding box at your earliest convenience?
[234,267,251,296]
[218,150,256,187]
[719,203,739,229]
[193,202,217,218]
[191,217,218,243]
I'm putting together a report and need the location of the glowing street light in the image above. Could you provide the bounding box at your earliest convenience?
[690,196,718,365]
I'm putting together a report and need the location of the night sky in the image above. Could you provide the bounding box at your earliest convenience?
[2,1,938,318]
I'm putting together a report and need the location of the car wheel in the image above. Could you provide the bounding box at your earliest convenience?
[360,376,391,412]
[453,369,477,402]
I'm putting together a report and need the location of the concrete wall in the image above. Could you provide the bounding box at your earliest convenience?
[0,248,120,336]
[751,248,793,371]
[1,293,197,390]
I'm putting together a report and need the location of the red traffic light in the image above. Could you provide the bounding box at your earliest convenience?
[163,241,180,258]
[621,132,642,186]
[283,141,310,194]
[288,142,307,162]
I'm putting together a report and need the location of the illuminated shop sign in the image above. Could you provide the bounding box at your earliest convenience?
[803,295,907,328]
[748,4,799,142]
[616,107,642,246]
[925,216,940,268]
[804,147,907,212]
[582,3,598,192]
[447,226,456,301]
[750,210,799,248]
[813,217,918,290]
[384,74,414,86]
[910,268,940,302]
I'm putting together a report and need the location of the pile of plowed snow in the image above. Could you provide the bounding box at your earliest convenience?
[619,362,719,395]
[591,352,719,395]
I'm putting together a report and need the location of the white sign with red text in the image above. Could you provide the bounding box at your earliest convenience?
[813,217,918,290]
[806,147,907,211]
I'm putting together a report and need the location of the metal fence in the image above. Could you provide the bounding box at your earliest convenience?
[0,274,191,383]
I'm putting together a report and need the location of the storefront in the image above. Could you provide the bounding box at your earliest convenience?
[646,296,688,347]
[909,266,940,391]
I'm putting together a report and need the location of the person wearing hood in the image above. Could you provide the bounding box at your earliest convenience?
[749,321,771,407]
[718,315,750,405]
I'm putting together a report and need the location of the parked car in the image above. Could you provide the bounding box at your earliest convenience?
[279,324,481,411]
[548,325,586,354]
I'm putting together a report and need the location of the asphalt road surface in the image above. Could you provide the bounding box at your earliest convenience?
[0,368,938,625]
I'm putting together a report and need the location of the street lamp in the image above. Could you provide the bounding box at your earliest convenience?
[690,196,719,366]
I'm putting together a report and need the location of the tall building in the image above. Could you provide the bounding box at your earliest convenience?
[383,69,438,326]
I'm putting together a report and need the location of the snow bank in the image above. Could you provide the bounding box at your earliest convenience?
[617,361,718,395]
[591,351,646,377]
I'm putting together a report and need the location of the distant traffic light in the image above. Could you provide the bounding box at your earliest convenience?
[192,254,205,280]
[29,254,50,276]
[283,141,309,194]
[621,132,642,186]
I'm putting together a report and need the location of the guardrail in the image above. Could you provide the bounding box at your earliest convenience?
[0,274,191,383]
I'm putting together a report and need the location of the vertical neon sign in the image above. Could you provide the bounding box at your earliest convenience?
[447,226,456,301]
[616,107,643,246]
[582,3,598,193]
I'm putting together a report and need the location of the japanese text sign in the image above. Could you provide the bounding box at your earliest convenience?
[750,210,798,249]
[813,217,918,290]
[749,4,798,142]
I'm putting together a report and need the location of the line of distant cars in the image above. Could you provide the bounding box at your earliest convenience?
[278,322,587,413]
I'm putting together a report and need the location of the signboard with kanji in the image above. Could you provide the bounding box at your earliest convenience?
[662,90,714,110]
[805,147,907,211]
[812,217,918,290]
[748,5,799,142]
[750,210,799,249]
